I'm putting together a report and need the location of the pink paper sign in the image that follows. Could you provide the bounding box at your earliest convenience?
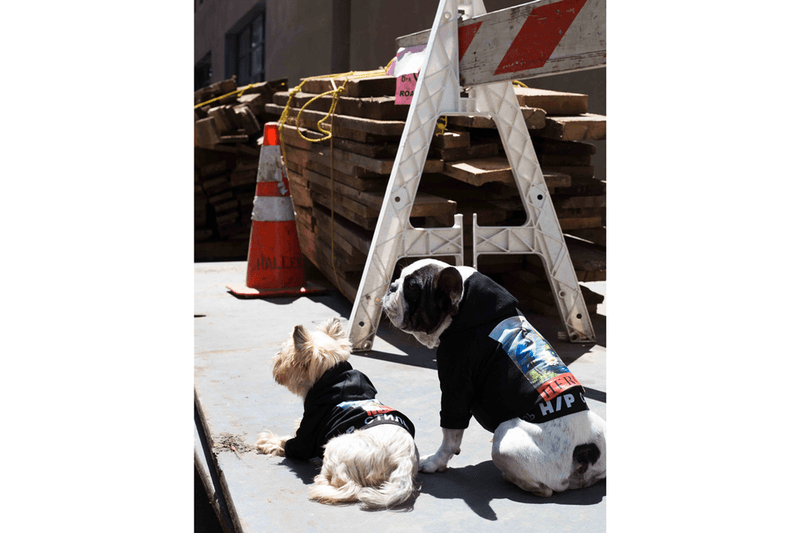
[395,72,418,105]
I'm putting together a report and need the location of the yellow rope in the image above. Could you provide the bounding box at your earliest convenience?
[512,80,528,88]
[294,85,345,143]
[276,58,396,294]
[328,120,345,295]
[277,58,396,147]
[435,116,448,136]
[194,83,255,109]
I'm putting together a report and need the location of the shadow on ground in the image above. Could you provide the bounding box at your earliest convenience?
[418,460,606,521]
[278,455,605,520]
[279,456,321,485]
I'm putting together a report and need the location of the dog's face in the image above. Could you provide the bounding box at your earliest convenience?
[381,259,464,349]
[272,318,351,398]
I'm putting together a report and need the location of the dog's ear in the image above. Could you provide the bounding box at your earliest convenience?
[293,324,312,350]
[436,267,463,316]
[319,317,345,340]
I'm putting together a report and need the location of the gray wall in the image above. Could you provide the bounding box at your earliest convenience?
[195,0,341,88]
[263,0,335,84]
[349,0,437,72]
[194,0,264,87]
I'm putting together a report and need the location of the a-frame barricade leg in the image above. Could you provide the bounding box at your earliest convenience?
[346,0,465,351]
[346,0,595,351]
[469,81,595,342]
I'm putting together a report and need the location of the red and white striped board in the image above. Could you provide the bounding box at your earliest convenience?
[396,0,605,86]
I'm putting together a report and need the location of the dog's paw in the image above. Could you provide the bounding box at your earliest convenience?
[255,431,286,457]
[419,452,448,473]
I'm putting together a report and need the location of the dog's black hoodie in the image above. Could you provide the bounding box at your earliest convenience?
[436,272,587,432]
[284,362,415,460]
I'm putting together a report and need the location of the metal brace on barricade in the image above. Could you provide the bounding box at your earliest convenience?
[347,0,604,351]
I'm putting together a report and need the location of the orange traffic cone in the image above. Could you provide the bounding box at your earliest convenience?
[227,123,325,298]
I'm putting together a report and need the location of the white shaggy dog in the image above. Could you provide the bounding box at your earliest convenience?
[256,318,420,510]
[382,259,606,497]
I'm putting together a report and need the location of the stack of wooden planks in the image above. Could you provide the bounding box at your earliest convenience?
[268,72,606,309]
[194,77,287,261]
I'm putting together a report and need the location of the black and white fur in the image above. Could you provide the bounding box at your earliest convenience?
[382,258,606,497]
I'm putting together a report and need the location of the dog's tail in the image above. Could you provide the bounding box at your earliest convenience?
[569,442,604,489]
[308,426,420,510]
[573,442,601,474]
[355,436,420,510]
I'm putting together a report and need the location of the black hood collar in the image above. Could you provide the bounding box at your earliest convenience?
[441,272,518,337]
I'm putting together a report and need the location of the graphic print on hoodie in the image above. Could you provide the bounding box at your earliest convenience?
[435,272,588,432]
[283,362,415,460]
[489,313,588,423]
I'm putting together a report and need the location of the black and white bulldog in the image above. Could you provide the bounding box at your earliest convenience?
[382,258,606,497]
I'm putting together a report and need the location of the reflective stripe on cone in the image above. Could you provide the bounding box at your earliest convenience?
[227,122,325,297]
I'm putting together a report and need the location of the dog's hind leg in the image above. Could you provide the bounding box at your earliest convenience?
[568,443,604,489]
[500,471,554,498]
[567,412,607,489]
[491,419,569,496]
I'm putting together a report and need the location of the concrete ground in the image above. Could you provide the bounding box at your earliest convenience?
[195,261,607,533]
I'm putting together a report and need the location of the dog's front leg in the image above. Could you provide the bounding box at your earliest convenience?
[419,428,464,473]
[255,417,301,457]
[255,430,290,457]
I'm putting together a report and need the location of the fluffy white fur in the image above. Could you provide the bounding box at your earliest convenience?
[383,259,607,497]
[255,318,420,510]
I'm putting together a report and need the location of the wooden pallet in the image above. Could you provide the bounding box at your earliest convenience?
[194,77,288,261]
[271,80,606,297]
[194,71,606,293]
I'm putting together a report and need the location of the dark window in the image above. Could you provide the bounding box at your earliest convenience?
[195,52,212,91]
[234,11,264,85]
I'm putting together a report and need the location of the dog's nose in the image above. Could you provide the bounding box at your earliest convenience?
[388,281,398,293]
